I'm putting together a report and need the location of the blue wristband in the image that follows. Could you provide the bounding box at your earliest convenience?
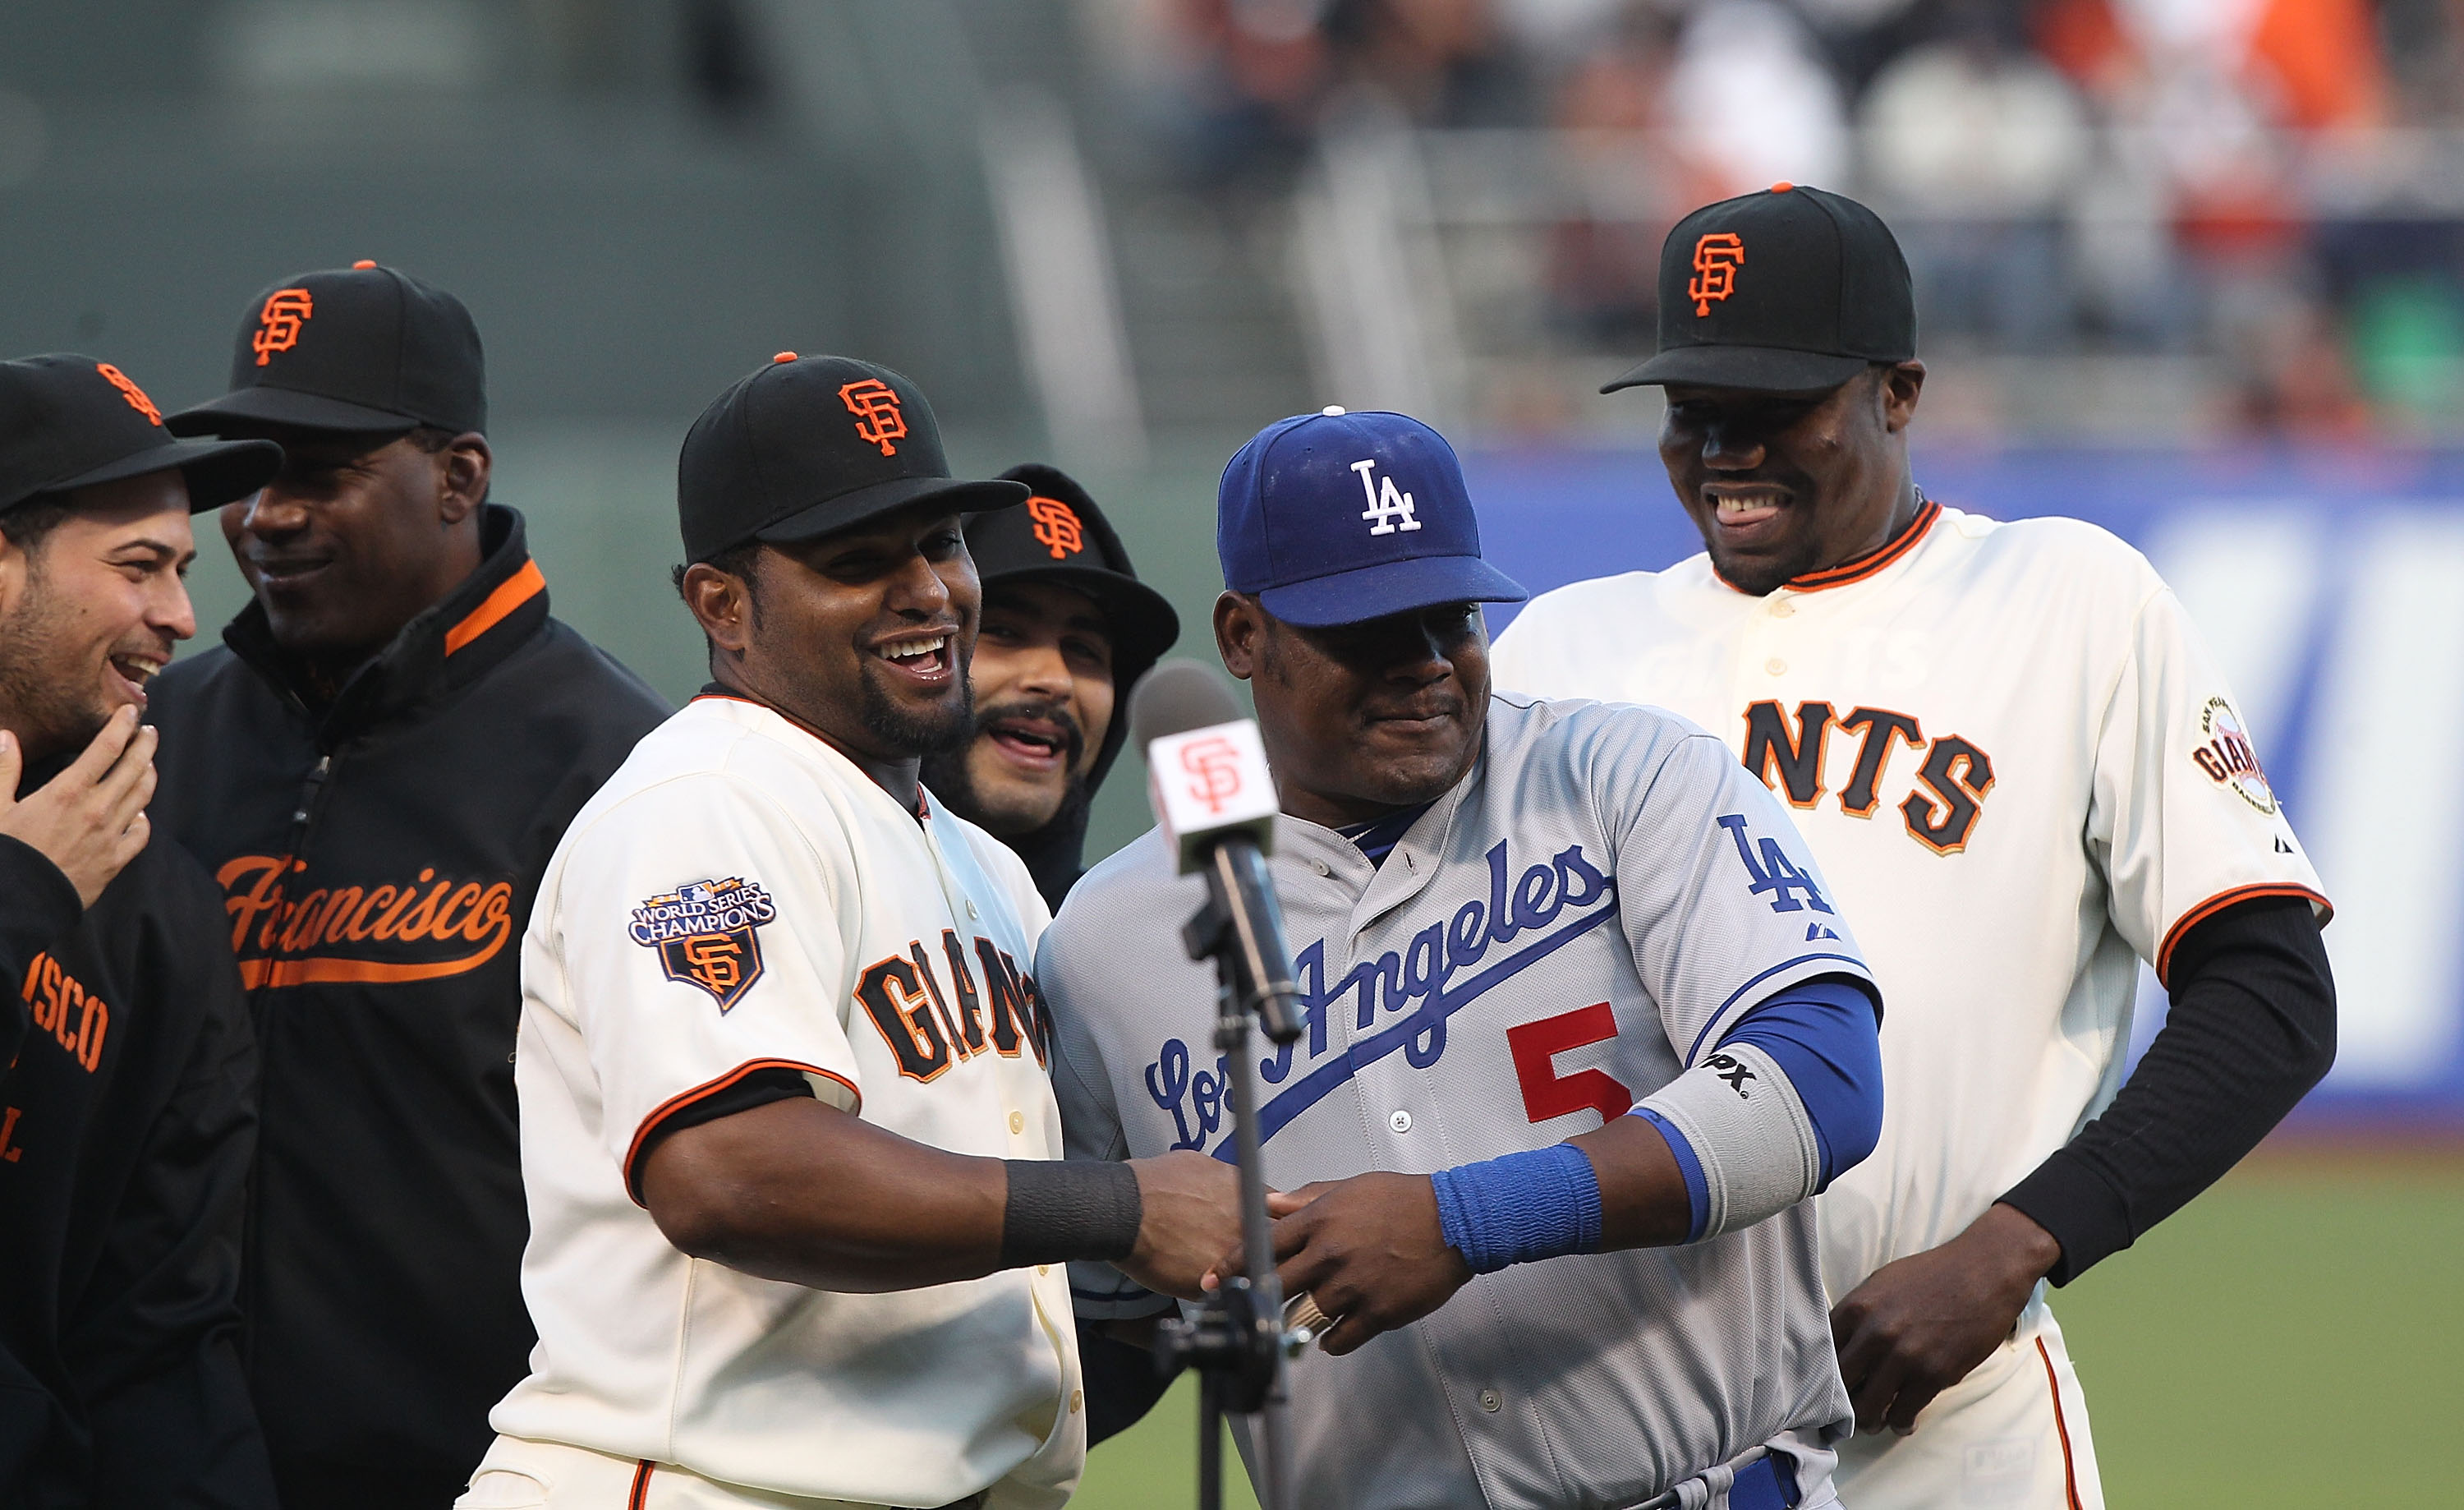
[1428,1143,1603,1275]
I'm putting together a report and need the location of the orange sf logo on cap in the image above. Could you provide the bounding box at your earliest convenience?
[252,288,314,366]
[839,379,907,458]
[1689,233,1745,317]
[94,364,162,426]
[1025,495,1085,559]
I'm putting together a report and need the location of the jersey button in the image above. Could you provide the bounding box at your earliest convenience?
[1770,599,1795,618]
[1388,1110,1413,1133]
[1478,1388,1501,1413]
[1069,1388,1085,1414]
[1008,1111,1025,1135]
[1764,656,1787,675]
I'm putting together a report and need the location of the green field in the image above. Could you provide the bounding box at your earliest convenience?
[1071,1158,2464,1509]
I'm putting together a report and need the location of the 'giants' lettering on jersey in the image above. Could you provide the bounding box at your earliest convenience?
[1742,701,1996,854]
[1145,840,1618,1157]
[857,932,1048,1082]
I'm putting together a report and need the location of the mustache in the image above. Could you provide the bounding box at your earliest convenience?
[974,696,1087,767]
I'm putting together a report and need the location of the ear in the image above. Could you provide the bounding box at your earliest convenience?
[0,532,27,619]
[683,559,756,660]
[1881,361,1925,435]
[1214,592,1263,682]
[437,433,492,525]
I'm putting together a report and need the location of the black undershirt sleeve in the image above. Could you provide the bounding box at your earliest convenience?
[1998,894,2335,1285]
[631,1067,816,1172]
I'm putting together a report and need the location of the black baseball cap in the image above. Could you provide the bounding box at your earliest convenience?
[1,354,281,516]
[167,261,486,438]
[1603,183,1916,395]
[678,353,1027,564]
[970,464,1180,674]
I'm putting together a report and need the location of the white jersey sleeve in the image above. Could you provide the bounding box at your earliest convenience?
[2089,582,2328,984]
[550,771,864,1194]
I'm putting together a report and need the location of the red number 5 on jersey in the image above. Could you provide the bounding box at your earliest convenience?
[1510,1002,1635,1125]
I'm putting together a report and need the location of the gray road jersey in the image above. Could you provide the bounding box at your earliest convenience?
[1040,695,1871,1510]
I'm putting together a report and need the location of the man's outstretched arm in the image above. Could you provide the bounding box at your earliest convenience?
[641,1095,1243,1298]
[1240,976,1884,1356]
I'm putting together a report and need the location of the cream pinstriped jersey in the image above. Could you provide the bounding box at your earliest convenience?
[1492,502,2328,1300]
[490,693,1082,1510]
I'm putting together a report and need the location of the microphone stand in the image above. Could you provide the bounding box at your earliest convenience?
[1156,842,1303,1510]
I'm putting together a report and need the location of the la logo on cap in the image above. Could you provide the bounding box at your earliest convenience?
[838,378,906,457]
[1689,232,1745,316]
[253,288,314,366]
[1350,458,1421,536]
[1025,495,1085,559]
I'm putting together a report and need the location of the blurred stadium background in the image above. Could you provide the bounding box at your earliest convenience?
[4,0,2456,1501]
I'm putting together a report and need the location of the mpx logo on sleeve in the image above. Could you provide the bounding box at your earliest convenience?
[630,877,779,1012]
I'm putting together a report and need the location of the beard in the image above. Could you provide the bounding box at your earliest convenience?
[0,579,112,768]
[857,655,975,758]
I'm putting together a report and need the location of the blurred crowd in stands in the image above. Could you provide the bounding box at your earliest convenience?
[1085,0,2464,435]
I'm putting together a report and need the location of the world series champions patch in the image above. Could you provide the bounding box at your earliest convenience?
[630,877,778,1012]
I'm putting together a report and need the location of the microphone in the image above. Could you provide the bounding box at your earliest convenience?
[1129,661,1303,1046]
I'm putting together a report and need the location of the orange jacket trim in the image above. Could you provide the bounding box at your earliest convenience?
[623,1057,860,1205]
[2154,882,2333,987]
[443,559,546,656]
[627,1459,653,1510]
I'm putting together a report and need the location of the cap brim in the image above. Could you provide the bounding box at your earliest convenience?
[1257,554,1527,629]
[167,385,422,439]
[753,474,1031,548]
[1602,345,1873,395]
[979,563,1182,668]
[39,436,284,513]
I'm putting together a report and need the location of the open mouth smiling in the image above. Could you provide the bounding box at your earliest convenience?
[872,631,956,688]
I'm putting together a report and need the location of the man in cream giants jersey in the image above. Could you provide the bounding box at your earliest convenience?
[1045,408,1887,1510]
[460,357,1240,1510]
[1492,187,2338,1510]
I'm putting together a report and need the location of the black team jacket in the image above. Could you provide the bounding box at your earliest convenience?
[0,780,275,1508]
[145,505,667,1509]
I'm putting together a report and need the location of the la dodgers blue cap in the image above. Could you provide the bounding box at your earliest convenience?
[1216,408,1525,628]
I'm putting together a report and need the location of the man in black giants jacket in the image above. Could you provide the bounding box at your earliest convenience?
[146,266,668,1509]
[0,355,284,1506]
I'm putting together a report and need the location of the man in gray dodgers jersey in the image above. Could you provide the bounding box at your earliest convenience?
[1039,408,1888,1509]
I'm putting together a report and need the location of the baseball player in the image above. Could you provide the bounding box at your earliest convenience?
[461,356,1239,1510]
[1491,185,2337,1509]
[1042,407,1887,1509]
[920,463,1179,910]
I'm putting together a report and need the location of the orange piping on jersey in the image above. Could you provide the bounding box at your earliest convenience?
[623,1057,858,1205]
[444,559,546,655]
[2036,1336,2085,1510]
[627,1459,653,1510]
[1717,496,1943,597]
[2154,882,2333,987]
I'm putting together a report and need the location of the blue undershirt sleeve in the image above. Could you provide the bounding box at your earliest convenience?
[1718,974,1884,1190]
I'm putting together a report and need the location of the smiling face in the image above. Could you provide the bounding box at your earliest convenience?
[0,471,197,763]
[1657,362,1925,596]
[1217,593,1487,827]
[924,578,1116,837]
[684,504,981,776]
[218,426,487,680]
